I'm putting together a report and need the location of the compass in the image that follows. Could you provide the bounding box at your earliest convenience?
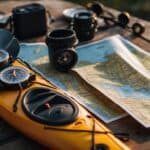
[0,66,31,86]
[0,50,9,69]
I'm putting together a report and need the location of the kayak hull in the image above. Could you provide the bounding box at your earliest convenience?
[0,60,130,150]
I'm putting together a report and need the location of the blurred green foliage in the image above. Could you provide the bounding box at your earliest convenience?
[65,0,150,21]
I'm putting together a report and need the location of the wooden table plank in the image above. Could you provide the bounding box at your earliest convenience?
[0,0,149,150]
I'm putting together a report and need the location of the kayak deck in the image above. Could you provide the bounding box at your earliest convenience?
[0,0,150,150]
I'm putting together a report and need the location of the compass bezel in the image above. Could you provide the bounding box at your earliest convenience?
[0,66,30,85]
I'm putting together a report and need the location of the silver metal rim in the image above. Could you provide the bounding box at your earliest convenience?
[0,66,30,84]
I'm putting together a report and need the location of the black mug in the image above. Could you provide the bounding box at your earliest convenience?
[46,29,78,72]
[72,11,97,42]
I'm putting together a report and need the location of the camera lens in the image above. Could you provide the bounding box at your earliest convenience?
[46,29,78,72]
[73,11,97,42]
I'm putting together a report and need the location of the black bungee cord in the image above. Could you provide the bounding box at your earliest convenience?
[44,117,129,150]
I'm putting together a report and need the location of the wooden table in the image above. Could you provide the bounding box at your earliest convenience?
[0,0,150,150]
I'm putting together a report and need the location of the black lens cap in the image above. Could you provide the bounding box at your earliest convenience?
[87,1,104,16]
[132,22,145,36]
[53,48,78,72]
[118,12,130,27]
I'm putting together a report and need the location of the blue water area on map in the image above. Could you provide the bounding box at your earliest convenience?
[19,44,48,62]
[76,35,148,66]
[77,40,115,64]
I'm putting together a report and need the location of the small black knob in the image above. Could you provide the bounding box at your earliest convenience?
[87,1,104,16]
[118,12,130,27]
[132,22,145,36]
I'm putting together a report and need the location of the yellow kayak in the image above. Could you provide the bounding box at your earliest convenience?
[0,59,130,150]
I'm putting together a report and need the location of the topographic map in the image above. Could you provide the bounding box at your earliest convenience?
[19,39,126,124]
[19,35,150,127]
[73,35,150,128]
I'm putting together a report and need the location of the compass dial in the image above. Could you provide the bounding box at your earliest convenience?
[0,66,30,85]
[0,50,9,67]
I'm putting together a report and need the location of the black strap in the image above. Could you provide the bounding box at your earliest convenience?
[44,117,130,149]
[91,118,96,150]
[13,83,23,112]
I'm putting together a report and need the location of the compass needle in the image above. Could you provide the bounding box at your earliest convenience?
[12,69,17,77]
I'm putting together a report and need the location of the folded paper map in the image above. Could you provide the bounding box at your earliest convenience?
[19,41,126,124]
[73,35,150,128]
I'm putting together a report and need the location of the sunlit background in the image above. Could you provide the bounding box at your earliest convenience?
[66,0,150,21]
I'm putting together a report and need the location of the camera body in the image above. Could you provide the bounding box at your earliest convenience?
[12,3,47,40]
